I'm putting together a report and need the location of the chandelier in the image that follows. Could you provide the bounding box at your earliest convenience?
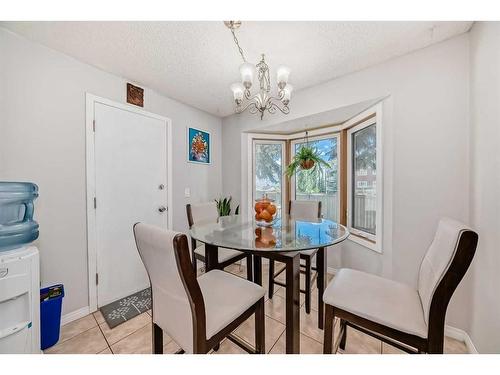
[225,21,293,120]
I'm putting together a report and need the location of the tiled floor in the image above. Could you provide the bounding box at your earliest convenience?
[44,263,469,354]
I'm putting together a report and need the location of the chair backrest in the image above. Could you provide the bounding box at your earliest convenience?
[133,223,206,353]
[289,200,322,220]
[186,202,218,228]
[418,218,478,329]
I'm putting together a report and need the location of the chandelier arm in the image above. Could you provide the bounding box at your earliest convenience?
[242,92,265,108]
[267,98,290,115]
[237,100,260,114]
[248,104,261,115]
[244,89,253,100]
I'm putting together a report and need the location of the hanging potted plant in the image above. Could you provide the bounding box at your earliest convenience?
[285,132,330,177]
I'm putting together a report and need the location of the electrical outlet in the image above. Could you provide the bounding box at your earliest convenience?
[184,187,191,198]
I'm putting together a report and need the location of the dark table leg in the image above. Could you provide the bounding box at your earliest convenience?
[284,252,300,354]
[317,246,327,329]
[205,244,219,272]
[253,255,262,286]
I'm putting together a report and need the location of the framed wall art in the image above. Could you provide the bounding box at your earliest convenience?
[187,127,211,164]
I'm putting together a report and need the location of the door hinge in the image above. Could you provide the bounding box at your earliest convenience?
[93,120,95,132]
[93,197,97,209]
[95,273,99,285]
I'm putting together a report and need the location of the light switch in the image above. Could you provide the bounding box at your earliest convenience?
[184,188,191,198]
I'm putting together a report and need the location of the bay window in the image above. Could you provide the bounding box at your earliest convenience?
[248,105,382,252]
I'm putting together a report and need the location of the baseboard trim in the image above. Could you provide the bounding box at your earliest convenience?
[327,266,338,275]
[445,325,478,354]
[61,306,90,326]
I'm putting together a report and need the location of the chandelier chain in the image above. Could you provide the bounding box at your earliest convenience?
[230,28,246,62]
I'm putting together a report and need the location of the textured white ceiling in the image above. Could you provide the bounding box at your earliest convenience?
[1,21,472,117]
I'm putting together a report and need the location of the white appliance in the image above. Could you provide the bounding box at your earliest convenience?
[0,246,40,353]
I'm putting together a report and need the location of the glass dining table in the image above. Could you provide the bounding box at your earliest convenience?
[189,214,349,354]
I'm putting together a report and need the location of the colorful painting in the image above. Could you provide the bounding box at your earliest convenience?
[188,127,210,164]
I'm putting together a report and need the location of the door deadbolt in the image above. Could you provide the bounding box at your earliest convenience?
[158,184,165,190]
[158,206,167,213]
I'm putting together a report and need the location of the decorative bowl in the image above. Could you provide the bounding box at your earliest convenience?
[254,195,277,227]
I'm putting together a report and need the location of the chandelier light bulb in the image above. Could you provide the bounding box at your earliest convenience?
[277,65,291,88]
[230,82,245,102]
[282,84,293,104]
[239,62,255,88]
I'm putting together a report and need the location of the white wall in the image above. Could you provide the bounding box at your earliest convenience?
[222,34,471,330]
[0,28,223,315]
[468,22,500,354]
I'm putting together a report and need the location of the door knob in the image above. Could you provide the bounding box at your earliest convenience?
[158,206,167,213]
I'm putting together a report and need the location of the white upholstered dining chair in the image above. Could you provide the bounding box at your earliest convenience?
[133,223,265,354]
[186,202,253,280]
[323,218,478,354]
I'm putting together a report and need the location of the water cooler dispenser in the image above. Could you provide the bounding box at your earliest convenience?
[0,182,40,353]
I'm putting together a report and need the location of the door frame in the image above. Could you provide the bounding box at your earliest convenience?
[85,93,173,312]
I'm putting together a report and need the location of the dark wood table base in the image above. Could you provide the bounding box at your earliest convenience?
[205,244,328,354]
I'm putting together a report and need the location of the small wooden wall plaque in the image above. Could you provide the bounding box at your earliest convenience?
[127,83,144,107]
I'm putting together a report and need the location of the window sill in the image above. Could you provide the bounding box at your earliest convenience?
[347,232,382,253]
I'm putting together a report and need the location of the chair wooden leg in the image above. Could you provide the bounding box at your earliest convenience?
[246,255,253,282]
[305,256,311,314]
[323,304,334,354]
[213,343,220,351]
[427,330,445,354]
[317,247,327,329]
[339,319,347,350]
[254,255,262,286]
[268,259,275,299]
[191,249,197,274]
[254,298,265,354]
[153,323,163,354]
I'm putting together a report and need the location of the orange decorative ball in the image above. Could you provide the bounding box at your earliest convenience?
[266,204,277,215]
[259,209,272,222]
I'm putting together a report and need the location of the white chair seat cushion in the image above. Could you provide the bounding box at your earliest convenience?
[194,244,244,263]
[323,268,428,338]
[198,270,265,340]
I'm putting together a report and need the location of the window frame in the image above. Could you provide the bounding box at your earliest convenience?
[346,112,383,252]
[290,132,341,221]
[251,138,287,220]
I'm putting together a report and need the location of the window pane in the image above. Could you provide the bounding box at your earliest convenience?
[294,137,339,221]
[352,124,376,235]
[254,143,283,216]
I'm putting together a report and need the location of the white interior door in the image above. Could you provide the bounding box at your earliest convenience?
[94,102,168,307]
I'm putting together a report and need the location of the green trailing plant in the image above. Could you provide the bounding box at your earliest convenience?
[215,196,240,217]
[285,145,330,178]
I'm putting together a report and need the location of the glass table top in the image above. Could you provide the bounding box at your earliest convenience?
[189,215,350,253]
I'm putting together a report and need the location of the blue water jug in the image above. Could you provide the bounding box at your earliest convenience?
[0,182,39,251]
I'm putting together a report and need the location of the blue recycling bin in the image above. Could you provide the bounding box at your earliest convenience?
[40,284,64,350]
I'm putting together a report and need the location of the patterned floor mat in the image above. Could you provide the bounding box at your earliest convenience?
[100,288,151,329]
